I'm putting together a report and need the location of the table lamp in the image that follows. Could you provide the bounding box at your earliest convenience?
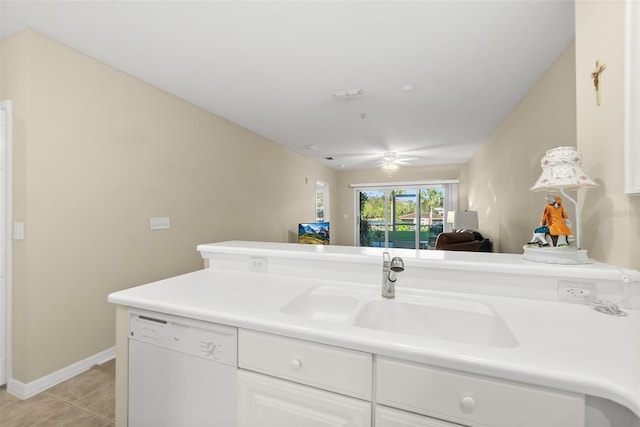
[453,210,479,232]
[523,146,597,264]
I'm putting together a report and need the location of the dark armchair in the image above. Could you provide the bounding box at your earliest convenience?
[435,231,492,252]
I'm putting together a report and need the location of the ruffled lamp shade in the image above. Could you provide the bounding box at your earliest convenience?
[530,146,597,191]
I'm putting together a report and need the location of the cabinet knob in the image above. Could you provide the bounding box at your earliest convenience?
[290,359,302,370]
[460,396,476,413]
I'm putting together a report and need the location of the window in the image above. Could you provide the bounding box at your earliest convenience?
[354,182,457,249]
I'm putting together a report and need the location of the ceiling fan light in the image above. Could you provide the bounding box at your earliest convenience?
[381,161,398,171]
[383,152,397,162]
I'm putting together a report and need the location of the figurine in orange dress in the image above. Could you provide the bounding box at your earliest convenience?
[540,194,572,246]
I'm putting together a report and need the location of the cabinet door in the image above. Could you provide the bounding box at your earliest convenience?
[376,406,467,427]
[238,370,371,427]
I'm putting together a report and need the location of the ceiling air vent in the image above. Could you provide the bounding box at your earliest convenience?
[333,89,364,100]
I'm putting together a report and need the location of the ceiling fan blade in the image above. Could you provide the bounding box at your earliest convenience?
[397,156,419,162]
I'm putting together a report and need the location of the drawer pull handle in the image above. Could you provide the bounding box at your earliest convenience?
[460,396,476,413]
[290,359,302,370]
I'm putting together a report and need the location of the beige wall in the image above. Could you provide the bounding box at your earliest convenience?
[1,30,338,382]
[575,0,639,269]
[334,164,463,246]
[460,42,577,254]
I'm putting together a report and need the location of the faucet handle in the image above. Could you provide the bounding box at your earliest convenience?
[383,251,390,267]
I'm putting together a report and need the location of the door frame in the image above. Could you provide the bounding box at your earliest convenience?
[1,100,13,386]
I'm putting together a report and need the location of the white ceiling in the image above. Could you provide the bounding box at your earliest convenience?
[0,1,575,170]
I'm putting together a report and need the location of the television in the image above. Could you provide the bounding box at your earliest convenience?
[298,222,330,245]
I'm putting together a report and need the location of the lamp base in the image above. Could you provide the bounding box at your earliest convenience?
[522,245,592,265]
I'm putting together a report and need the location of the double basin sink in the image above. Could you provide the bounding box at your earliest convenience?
[281,284,518,348]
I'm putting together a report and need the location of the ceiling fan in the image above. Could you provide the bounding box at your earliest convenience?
[324,141,476,171]
[337,151,419,166]
[381,151,413,165]
[336,151,417,176]
[376,152,418,173]
[328,147,426,170]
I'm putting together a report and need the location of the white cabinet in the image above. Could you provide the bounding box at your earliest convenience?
[376,356,585,427]
[238,370,371,427]
[238,329,372,427]
[237,330,587,427]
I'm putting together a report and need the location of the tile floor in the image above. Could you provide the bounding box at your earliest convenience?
[0,359,115,426]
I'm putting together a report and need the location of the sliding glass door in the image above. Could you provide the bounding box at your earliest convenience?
[358,190,390,247]
[357,184,452,249]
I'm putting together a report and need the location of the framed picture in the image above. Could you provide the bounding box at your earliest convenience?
[625,0,640,194]
[298,222,330,245]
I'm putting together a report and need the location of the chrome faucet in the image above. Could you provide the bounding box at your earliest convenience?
[382,252,404,298]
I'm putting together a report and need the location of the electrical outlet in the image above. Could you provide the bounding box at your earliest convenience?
[249,257,267,272]
[564,287,591,297]
[557,281,597,304]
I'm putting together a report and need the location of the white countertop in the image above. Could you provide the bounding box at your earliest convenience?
[109,241,640,417]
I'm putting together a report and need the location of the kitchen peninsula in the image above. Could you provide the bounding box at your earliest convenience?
[108,241,640,427]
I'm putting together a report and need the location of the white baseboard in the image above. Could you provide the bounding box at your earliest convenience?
[7,346,116,400]
[0,355,6,385]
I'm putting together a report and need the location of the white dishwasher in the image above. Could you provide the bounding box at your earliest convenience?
[128,308,237,427]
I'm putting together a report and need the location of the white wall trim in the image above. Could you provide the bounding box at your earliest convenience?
[6,346,116,400]
[1,100,13,387]
[625,0,640,194]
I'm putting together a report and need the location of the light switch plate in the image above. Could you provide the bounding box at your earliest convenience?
[13,222,24,240]
[150,217,170,230]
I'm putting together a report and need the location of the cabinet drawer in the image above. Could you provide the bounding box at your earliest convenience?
[239,329,372,400]
[376,406,465,427]
[376,357,585,427]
